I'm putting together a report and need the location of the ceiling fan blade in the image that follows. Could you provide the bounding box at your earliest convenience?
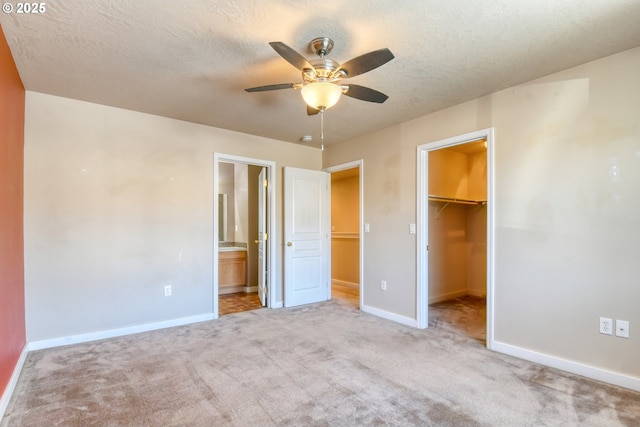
[336,48,394,78]
[245,83,295,92]
[269,42,314,71]
[344,84,389,103]
[307,105,320,116]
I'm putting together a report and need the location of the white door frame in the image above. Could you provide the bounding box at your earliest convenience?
[257,167,267,306]
[416,128,495,349]
[324,160,364,309]
[213,153,277,318]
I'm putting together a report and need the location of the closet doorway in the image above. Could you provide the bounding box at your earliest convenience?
[416,129,494,348]
[325,161,363,310]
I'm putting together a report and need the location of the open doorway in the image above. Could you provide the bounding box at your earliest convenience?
[427,140,487,342]
[217,162,263,315]
[325,161,363,309]
[416,128,494,347]
[213,154,276,318]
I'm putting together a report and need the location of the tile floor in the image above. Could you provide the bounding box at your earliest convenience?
[218,292,263,316]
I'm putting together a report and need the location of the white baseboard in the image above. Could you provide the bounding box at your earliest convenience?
[270,301,283,309]
[219,286,244,295]
[0,344,28,420]
[28,313,214,351]
[361,304,417,328]
[243,286,258,293]
[331,279,359,288]
[428,289,467,304]
[492,341,640,392]
[466,289,486,298]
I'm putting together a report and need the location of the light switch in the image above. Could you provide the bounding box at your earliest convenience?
[364,223,370,233]
[409,223,416,234]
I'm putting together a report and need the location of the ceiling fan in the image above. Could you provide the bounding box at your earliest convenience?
[245,37,394,115]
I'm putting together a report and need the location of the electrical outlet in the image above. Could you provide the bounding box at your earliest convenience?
[599,317,613,335]
[615,320,630,338]
[380,280,387,291]
[164,285,172,297]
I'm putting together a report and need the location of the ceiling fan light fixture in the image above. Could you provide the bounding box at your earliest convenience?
[301,81,342,110]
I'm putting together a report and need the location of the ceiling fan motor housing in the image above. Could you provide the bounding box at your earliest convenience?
[304,58,342,83]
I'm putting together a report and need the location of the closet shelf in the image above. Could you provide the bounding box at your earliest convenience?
[428,194,486,218]
[428,194,486,206]
[331,232,359,239]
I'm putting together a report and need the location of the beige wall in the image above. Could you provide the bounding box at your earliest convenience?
[429,149,470,199]
[428,202,468,300]
[24,92,321,341]
[331,174,359,231]
[467,151,487,201]
[324,47,640,378]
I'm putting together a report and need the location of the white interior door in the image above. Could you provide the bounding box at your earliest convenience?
[257,168,267,306]
[284,167,330,307]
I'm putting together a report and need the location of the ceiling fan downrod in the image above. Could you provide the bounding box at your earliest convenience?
[310,37,334,58]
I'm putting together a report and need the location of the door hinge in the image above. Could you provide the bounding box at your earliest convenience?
[264,286,268,295]
[264,232,268,240]
[263,179,268,188]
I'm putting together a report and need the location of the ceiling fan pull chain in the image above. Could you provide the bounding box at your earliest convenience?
[320,109,325,151]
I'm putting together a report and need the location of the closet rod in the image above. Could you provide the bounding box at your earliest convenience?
[428,194,486,205]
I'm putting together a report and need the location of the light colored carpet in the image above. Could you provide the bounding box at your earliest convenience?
[2,297,639,426]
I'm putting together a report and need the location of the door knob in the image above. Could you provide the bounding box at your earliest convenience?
[287,242,293,247]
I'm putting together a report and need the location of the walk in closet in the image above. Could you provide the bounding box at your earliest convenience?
[428,140,487,303]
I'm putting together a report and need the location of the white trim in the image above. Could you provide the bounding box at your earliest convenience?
[0,344,28,420]
[361,304,418,328]
[416,128,495,343]
[28,313,214,351]
[331,232,359,239]
[486,128,496,348]
[492,341,640,392]
[466,289,486,298]
[243,286,258,293]
[416,147,429,329]
[331,279,359,288]
[214,153,277,316]
[428,289,468,305]
[324,160,364,311]
[429,289,486,304]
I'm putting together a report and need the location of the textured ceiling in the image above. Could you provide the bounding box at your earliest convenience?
[2,0,639,148]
